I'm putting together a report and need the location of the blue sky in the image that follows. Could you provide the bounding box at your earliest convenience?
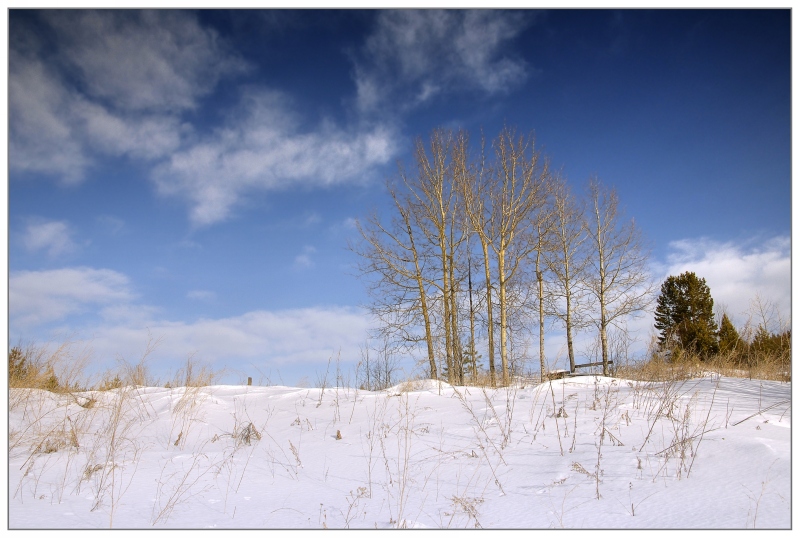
[6,9,792,385]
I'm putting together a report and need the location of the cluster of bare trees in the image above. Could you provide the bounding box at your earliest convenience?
[353,127,652,386]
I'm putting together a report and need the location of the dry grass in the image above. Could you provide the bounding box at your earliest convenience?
[614,350,790,383]
[9,340,93,398]
[168,354,223,388]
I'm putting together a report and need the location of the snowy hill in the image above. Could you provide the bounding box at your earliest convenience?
[8,375,790,529]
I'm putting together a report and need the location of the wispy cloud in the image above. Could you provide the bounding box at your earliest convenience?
[152,90,396,226]
[187,290,216,301]
[9,50,91,183]
[42,10,248,113]
[96,215,125,236]
[353,10,532,115]
[22,219,78,258]
[9,10,246,183]
[302,212,322,227]
[11,10,527,227]
[10,11,399,226]
[294,245,317,269]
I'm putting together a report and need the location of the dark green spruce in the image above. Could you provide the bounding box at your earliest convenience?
[654,271,719,358]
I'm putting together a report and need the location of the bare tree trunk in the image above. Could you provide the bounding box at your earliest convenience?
[592,185,610,376]
[482,241,496,386]
[448,250,463,384]
[498,247,508,386]
[565,292,575,373]
[468,249,477,381]
[537,269,545,377]
[441,238,453,382]
[600,300,609,376]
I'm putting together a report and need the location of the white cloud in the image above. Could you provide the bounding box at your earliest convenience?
[153,90,397,225]
[655,235,791,330]
[187,290,216,301]
[29,306,373,380]
[303,212,322,227]
[126,308,371,366]
[8,264,374,379]
[9,55,185,180]
[22,219,78,258]
[9,267,135,328]
[10,11,397,225]
[98,303,160,324]
[294,246,317,269]
[354,10,531,114]
[72,98,184,160]
[96,215,125,235]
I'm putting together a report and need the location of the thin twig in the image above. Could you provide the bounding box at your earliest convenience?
[731,400,790,426]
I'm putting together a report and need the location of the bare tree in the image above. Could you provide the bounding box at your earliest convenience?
[460,133,499,385]
[584,177,654,376]
[490,127,552,385]
[403,129,468,384]
[357,339,401,391]
[545,177,591,373]
[355,126,561,387]
[745,293,787,337]
[351,182,438,380]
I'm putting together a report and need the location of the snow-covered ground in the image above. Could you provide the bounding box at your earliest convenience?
[8,375,791,529]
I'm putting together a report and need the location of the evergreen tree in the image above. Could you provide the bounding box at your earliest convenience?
[750,326,791,360]
[43,366,61,392]
[8,347,29,385]
[717,313,742,355]
[654,271,719,358]
[461,345,482,381]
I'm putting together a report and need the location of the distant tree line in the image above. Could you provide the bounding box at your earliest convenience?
[352,127,652,385]
[654,271,791,367]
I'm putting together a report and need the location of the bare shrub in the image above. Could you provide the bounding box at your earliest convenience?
[236,422,262,447]
[117,336,162,388]
[170,353,222,388]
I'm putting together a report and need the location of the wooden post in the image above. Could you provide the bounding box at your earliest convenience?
[247,377,252,386]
